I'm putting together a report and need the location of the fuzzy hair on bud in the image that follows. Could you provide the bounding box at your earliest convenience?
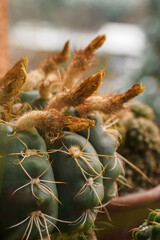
[76,83,145,117]
[40,40,70,73]
[38,73,60,100]
[22,41,70,91]
[15,109,95,138]
[84,35,106,55]
[21,69,44,91]
[47,70,104,111]
[53,40,70,64]
[62,35,106,89]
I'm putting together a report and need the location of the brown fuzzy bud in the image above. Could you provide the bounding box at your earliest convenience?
[38,73,60,100]
[15,109,95,138]
[22,41,70,91]
[84,35,106,55]
[62,35,106,89]
[22,69,44,91]
[76,83,145,117]
[53,40,70,64]
[0,56,28,106]
[40,40,70,74]
[47,70,104,111]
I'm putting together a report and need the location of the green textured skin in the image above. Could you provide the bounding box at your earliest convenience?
[19,90,40,105]
[31,97,49,110]
[154,215,160,223]
[54,209,97,234]
[148,211,160,225]
[47,131,103,232]
[134,225,152,240]
[78,114,123,202]
[151,225,160,240]
[118,111,160,194]
[128,101,155,120]
[133,209,160,240]
[124,117,160,152]
[52,218,97,240]
[0,124,58,240]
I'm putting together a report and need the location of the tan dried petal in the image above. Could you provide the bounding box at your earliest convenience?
[39,73,60,100]
[62,35,106,89]
[84,35,106,55]
[22,41,70,91]
[76,83,145,117]
[15,109,95,135]
[47,70,104,111]
[40,40,70,74]
[0,56,28,105]
[53,40,70,64]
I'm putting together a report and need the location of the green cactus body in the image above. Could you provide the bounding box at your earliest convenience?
[19,90,49,110]
[52,219,97,240]
[54,209,97,234]
[125,117,160,152]
[133,209,160,240]
[31,97,49,110]
[128,101,155,120]
[19,90,40,105]
[147,211,160,225]
[117,105,160,193]
[133,223,152,240]
[0,124,58,239]
[151,225,160,240]
[47,131,104,232]
[78,114,123,202]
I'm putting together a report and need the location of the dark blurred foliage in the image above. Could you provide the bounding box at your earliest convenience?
[135,0,160,79]
[129,0,160,125]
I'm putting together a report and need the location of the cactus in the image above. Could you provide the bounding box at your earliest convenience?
[127,101,155,120]
[0,36,145,239]
[132,209,160,240]
[117,101,160,193]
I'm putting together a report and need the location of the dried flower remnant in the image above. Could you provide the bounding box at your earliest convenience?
[15,109,95,139]
[22,41,70,91]
[47,71,104,112]
[76,84,145,117]
[0,56,28,106]
[62,35,106,89]
[40,40,70,73]
[38,73,60,100]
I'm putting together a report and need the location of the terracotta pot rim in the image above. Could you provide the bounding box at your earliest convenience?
[107,184,160,211]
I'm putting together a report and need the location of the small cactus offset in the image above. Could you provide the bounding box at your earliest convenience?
[132,209,160,240]
[0,36,145,239]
